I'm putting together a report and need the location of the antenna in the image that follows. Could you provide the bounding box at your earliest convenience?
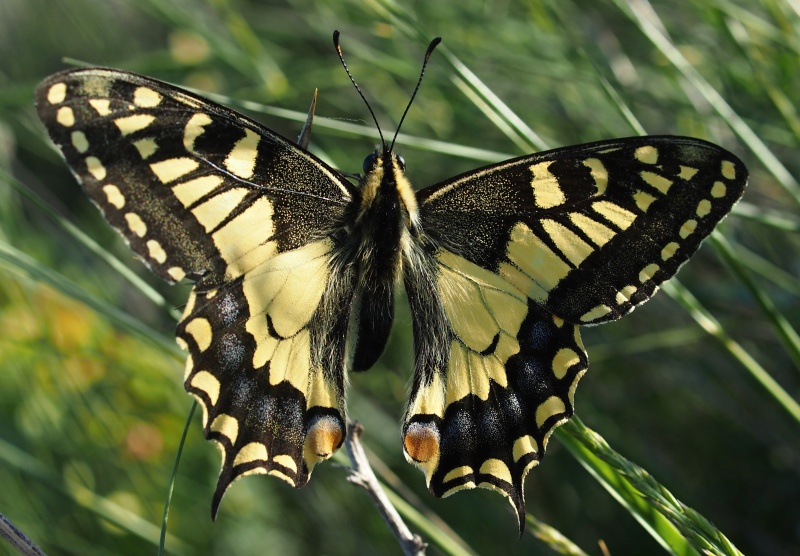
[390,36,441,152]
[333,30,385,148]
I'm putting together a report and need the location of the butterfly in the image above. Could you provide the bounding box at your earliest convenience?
[35,33,746,530]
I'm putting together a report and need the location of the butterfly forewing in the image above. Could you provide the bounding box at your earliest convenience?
[36,68,358,512]
[419,137,747,325]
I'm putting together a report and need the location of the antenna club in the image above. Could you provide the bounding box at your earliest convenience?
[426,37,442,58]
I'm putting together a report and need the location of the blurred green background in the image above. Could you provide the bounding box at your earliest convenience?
[1,0,799,554]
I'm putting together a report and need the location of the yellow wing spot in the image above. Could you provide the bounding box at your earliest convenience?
[711,181,727,198]
[661,242,679,261]
[529,161,565,209]
[535,396,566,429]
[592,201,637,231]
[267,332,311,389]
[114,114,156,136]
[552,315,564,327]
[512,435,539,462]
[583,158,608,194]
[133,138,158,159]
[193,187,249,231]
[190,370,220,406]
[541,218,594,267]
[225,128,260,179]
[86,156,107,180]
[568,365,587,407]
[150,157,199,183]
[272,454,298,473]
[633,190,657,212]
[640,170,672,194]
[479,459,513,484]
[47,82,67,104]
[639,263,660,283]
[175,336,188,351]
[679,165,699,181]
[443,466,473,483]
[56,106,75,127]
[573,326,585,352]
[721,160,736,180]
[445,342,471,404]
[146,239,168,264]
[696,199,712,218]
[267,469,295,485]
[233,442,268,467]
[552,348,580,380]
[304,416,344,468]
[88,99,111,116]
[501,222,572,302]
[474,351,505,397]
[615,284,638,305]
[167,267,186,281]
[306,365,340,412]
[210,413,239,444]
[634,145,658,164]
[71,131,89,153]
[182,291,198,320]
[133,86,162,107]
[212,197,277,276]
[102,185,125,209]
[185,317,213,352]
[184,113,213,153]
[406,373,446,420]
[182,355,194,383]
[443,482,476,497]
[568,213,615,247]
[124,212,147,237]
[581,304,612,322]
[679,219,697,239]
[173,175,224,207]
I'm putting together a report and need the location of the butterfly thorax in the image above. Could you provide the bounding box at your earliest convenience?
[346,149,420,372]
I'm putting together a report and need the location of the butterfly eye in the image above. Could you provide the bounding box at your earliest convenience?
[363,153,379,173]
[396,154,406,170]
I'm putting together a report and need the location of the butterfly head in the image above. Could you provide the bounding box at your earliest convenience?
[358,147,418,230]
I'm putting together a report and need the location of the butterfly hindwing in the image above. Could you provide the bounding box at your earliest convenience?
[403,248,587,524]
[36,68,357,511]
[178,240,355,513]
[403,136,746,525]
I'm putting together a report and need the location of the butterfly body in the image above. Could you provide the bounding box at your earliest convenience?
[35,62,746,529]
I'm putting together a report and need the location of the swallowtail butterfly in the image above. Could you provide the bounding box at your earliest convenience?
[35,33,746,529]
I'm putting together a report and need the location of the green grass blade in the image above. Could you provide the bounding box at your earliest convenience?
[612,0,800,203]
[0,240,181,360]
[663,278,800,424]
[711,234,800,370]
[0,437,189,553]
[558,417,741,556]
